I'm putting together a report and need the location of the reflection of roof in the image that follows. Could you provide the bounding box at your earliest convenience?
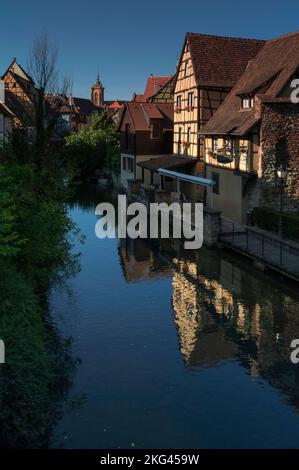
[185,32,265,88]
[132,75,172,102]
[200,30,299,136]
[137,155,196,171]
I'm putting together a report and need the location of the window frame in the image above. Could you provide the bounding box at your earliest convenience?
[212,136,218,153]
[212,172,220,195]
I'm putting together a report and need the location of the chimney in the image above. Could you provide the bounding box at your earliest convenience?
[0,80,5,104]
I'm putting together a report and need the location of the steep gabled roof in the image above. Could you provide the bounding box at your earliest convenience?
[184,32,265,88]
[199,30,299,136]
[108,100,124,109]
[119,102,173,132]
[2,58,35,85]
[4,90,32,123]
[132,75,172,102]
[73,97,99,115]
[149,74,176,103]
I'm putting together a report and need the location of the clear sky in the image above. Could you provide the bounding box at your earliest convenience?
[1,0,299,100]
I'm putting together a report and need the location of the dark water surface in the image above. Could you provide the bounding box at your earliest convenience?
[50,184,299,449]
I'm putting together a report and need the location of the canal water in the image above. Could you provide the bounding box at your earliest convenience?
[50,184,299,449]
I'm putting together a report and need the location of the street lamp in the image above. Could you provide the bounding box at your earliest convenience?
[277,165,287,239]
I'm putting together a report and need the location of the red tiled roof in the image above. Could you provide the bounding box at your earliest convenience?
[132,75,172,102]
[186,32,265,88]
[199,30,299,136]
[73,97,98,115]
[121,102,173,132]
[132,94,145,103]
[142,103,164,119]
[109,100,124,109]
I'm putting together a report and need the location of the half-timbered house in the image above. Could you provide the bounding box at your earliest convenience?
[0,80,14,144]
[1,58,38,128]
[199,30,299,224]
[173,33,265,162]
[132,75,172,103]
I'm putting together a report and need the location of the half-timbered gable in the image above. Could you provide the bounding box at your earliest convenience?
[173,33,265,160]
[149,75,176,104]
[199,30,299,223]
[1,58,38,127]
[132,75,172,103]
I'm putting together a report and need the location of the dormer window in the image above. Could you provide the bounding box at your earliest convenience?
[242,96,254,109]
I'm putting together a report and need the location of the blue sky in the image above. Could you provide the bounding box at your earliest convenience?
[1,0,299,100]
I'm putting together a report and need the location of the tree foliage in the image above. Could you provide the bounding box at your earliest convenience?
[63,111,120,177]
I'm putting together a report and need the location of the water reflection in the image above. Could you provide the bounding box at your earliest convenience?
[119,235,299,409]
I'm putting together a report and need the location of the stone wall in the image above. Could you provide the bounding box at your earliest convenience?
[260,101,299,213]
[203,208,221,245]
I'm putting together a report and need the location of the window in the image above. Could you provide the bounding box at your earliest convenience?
[184,60,188,77]
[212,172,220,194]
[187,127,191,144]
[123,157,134,173]
[125,123,130,150]
[127,158,134,172]
[176,95,182,109]
[178,127,182,143]
[187,92,194,109]
[242,96,254,108]
[224,136,232,149]
[212,137,218,153]
[151,120,162,139]
[178,127,182,154]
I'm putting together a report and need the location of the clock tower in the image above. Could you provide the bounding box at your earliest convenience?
[91,73,104,107]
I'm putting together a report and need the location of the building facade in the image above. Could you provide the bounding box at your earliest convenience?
[200,31,299,223]
[119,102,173,188]
[1,58,38,129]
[173,33,265,161]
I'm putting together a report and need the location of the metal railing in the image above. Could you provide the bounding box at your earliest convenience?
[219,218,299,275]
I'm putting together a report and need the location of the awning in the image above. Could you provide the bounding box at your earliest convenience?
[158,168,216,187]
[137,155,196,171]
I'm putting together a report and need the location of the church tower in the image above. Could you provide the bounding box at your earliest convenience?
[91,73,104,107]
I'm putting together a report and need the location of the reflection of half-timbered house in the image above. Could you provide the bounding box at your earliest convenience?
[199,31,299,224]
[173,33,265,161]
[1,58,38,128]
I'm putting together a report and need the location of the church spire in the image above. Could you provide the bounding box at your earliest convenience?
[91,73,105,107]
